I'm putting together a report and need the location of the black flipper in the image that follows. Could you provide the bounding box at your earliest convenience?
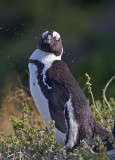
[48,84,70,133]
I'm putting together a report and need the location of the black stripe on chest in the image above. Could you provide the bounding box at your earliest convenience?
[29,59,68,133]
[29,59,52,99]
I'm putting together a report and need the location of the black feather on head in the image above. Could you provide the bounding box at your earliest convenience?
[38,30,63,56]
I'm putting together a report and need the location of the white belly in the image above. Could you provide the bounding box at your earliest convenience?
[29,63,66,145]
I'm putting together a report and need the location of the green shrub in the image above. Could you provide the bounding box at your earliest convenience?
[0,75,115,159]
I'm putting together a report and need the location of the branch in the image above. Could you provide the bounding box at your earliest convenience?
[103,76,115,111]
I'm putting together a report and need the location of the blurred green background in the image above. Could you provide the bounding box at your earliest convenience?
[0,0,115,100]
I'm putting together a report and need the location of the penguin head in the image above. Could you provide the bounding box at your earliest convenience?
[38,30,63,56]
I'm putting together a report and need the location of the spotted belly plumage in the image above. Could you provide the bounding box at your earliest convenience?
[29,59,66,145]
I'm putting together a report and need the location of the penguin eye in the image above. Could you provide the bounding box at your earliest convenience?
[53,36,60,41]
[53,36,56,39]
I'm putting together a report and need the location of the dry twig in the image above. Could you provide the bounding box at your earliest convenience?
[103,76,115,111]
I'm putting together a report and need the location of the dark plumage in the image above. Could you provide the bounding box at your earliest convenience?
[39,30,63,56]
[29,30,114,153]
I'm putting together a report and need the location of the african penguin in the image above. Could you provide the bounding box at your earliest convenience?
[28,30,112,152]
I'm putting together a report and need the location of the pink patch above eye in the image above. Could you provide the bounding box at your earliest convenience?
[53,31,60,40]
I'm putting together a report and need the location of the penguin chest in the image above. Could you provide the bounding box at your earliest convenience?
[29,63,51,127]
[29,63,66,145]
